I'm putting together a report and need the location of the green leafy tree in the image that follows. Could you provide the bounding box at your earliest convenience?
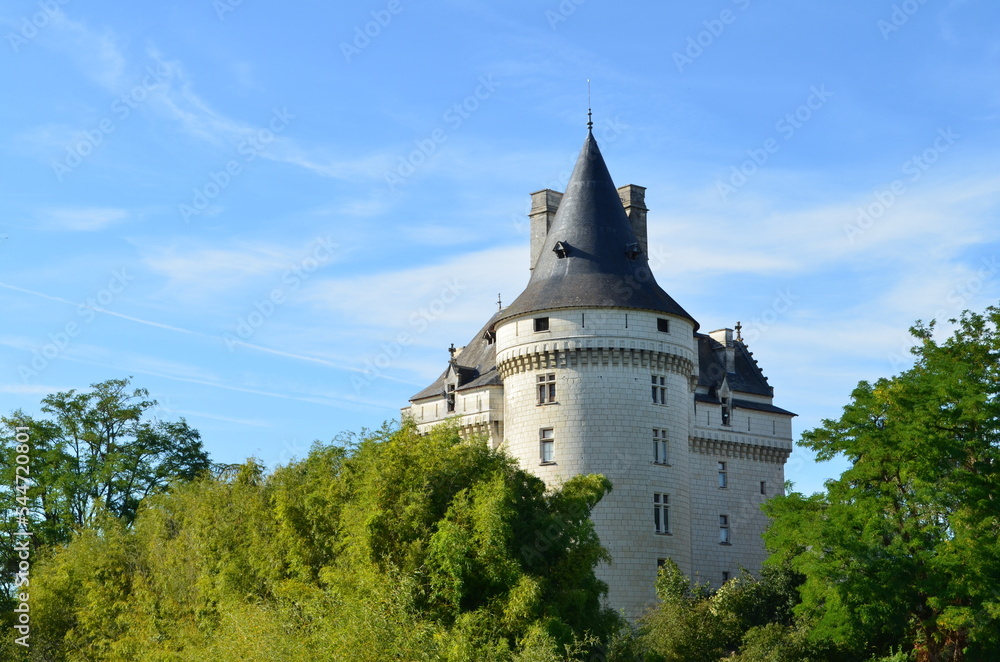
[764,308,1000,661]
[640,560,806,662]
[21,421,626,661]
[0,377,211,618]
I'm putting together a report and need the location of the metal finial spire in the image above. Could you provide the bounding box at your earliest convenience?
[497,293,502,310]
[587,79,593,131]
[735,321,743,343]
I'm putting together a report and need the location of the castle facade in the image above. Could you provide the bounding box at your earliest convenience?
[401,128,794,617]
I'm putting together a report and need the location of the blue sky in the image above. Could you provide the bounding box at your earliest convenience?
[2,0,999,495]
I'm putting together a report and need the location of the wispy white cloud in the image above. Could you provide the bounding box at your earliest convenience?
[45,12,125,90]
[155,407,275,429]
[0,382,62,396]
[649,170,1000,282]
[302,245,525,329]
[139,240,317,300]
[38,207,129,231]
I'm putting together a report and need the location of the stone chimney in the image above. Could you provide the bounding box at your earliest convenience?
[709,328,736,374]
[528,185,647,271]
[618,184,648,258]
[529,189,563,270]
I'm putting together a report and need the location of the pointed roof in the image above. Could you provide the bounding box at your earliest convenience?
[495,130,697,329]
[409,311,502,402]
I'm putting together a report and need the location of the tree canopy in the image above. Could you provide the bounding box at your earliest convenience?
[1,378,211,622]
[764,308,1000,661]
[5,421,627,661]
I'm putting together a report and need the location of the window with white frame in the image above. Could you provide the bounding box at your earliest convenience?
[654,493,670,534]
[540,428,554,464]
[653,428,669,465]
[651,375,667,405]
[718,461,728,488]
[719,514,730,544]
[537,373,556,405]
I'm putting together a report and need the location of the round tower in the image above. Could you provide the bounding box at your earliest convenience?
[491,130,700,616]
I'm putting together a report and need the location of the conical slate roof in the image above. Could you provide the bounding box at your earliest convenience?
[495,129,697,329]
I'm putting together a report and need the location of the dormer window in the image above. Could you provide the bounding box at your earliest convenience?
[552,241,569,258]
[533,317,549,332]
[625,242,641,260]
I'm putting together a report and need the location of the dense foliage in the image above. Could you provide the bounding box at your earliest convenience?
[639,559,820,661]
[0,379,210,619]
[2,420,627,661]
[764,308,1000,661]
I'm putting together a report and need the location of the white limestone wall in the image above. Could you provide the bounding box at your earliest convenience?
[685,449,787,586]
[496,308,697,617]
[688,395,793,586]
[404,386,504,446]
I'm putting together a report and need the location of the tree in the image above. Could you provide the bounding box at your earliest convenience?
[764,308,1000,661]
[0,378,211,616]
[18,421,626,661]
[640,560,808,662]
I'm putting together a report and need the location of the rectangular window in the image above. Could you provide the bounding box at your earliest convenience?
[722,571,730,583]
[540,428,554,464]
[760,481,767,495]
[657,318,670,333]
[537,373,556,405]
[721,397,730,426]
[654,493,670,534]
[653,428,669,465]
[719,515,730,544]
[651,375,667,405]
[533,317,549,332]
[446,384,456,413]
[718,462,728,489]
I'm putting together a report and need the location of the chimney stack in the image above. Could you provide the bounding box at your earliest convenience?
[618,184,648,258]
[529,189,563,270]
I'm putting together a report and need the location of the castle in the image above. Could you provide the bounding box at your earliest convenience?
[401,126,795,617]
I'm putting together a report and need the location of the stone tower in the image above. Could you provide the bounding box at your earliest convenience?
[402,128,794,617]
